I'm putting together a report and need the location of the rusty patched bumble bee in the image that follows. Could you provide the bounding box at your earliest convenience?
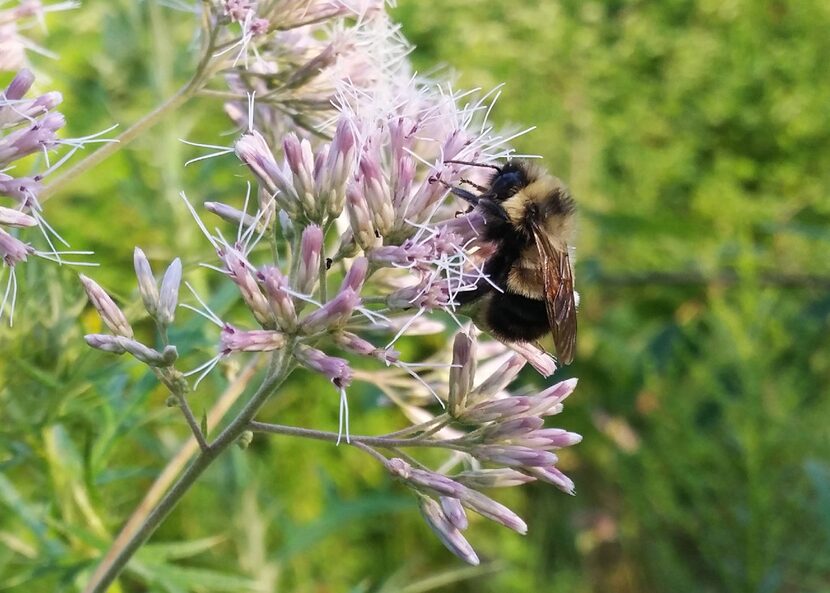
[447,159,578,364]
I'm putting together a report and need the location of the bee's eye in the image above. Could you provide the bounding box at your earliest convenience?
[491,171,524,201]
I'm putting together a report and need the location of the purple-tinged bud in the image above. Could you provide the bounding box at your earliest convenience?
[133,247,159,317]
[205,201,257,228]
[358,152,394,235]
[335,331,399,364]
[509,428,582,449]
[220,325,286,353]
[301,288,360,333]
[283,133,316,214]
[321,118,357,217]
[0,228,31,266]
[79,274,133,338]
[448,331,476,417]
[0,112,65,161]
[0,206,36,227]
[0,176,41,205]
[4,68,34,100]
[392,155,416,213]
[220,246,273,326]
[346,186,381,250]
[459,490,527,535]
[473,445,558,468]
[528,378,578,417]
[526,466,576,495]
[85,334,177,366]
[158,258,182,327]
[339,256,368,293]
[470,355,527,404]
[385,458,467,498]
[418,496,479,566]
[258,266,298,332]
[440,496,468,531]
[459,396,534,424]
[296,225,323,295]
[482,416,545,442]
[235,131,299,216]
[84,333,127,354]
[295,345,352,387]
[285,43,337,89]
[510,341,557,377]
[453,468,537,489]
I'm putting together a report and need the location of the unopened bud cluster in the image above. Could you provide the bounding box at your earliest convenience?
[82,250,183,386]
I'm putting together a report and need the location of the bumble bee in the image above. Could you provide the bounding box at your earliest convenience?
[447,159,578,364]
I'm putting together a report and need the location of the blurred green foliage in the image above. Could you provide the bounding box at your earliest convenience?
[1,1,830,592]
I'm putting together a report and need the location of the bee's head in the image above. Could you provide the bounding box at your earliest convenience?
[490,161,530,201]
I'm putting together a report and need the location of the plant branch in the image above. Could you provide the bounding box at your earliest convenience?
[82,359,262,593]
[84,346,295,593]
[40,26,223,204]
[247,420,463,450]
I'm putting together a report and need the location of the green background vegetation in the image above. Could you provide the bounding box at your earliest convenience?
[2,0,830,591]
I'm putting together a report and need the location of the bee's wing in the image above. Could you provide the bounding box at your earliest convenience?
[531,222,577,364]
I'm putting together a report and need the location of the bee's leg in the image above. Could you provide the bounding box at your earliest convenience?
[447,185,480,206]
[532,341,549,355]
[477,198,509,222]
[459,178,488,192]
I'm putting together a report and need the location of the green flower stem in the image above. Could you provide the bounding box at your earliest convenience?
[85,346,295,593]
[247,420,464,450]
[40,25,227,204]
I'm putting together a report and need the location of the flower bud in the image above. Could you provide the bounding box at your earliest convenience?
[452,469,537,489]
[133,247,159,317]
[5,68,34,101]
[335,332,399,364]
[345,186,381,250]
[528,378,578,417]
[418,495,479,566]
[386,458,466,498]
[469,355,526,404]
[339,256,368,293]
[79,274,133,338]
[301,288,360,333]
[158,258,182,327]
[258,266,298,332]
[358,152,395,235]
[510,341,556,377]
[220,246,272,326]
[283,133,316,214]
[459,396,534,424]
[84,334,177,367]
[220,325,286,353]
[0,228,31,266]
[205,201,257,228]
[296,225,323,295]
[294,345,352,387]
[448,332,476,417]
[458,489,527,534]
[0,206,36,227]
[473,445,558,468]
[322,118,357,217]
[440,496,468,531]
[526,466,576,495]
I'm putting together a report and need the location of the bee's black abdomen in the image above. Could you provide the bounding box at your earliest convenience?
[485,291,548,342]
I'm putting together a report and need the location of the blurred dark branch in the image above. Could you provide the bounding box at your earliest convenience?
[588,270,830,289]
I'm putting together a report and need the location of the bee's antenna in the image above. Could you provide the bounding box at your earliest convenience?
[444,159,502,173]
